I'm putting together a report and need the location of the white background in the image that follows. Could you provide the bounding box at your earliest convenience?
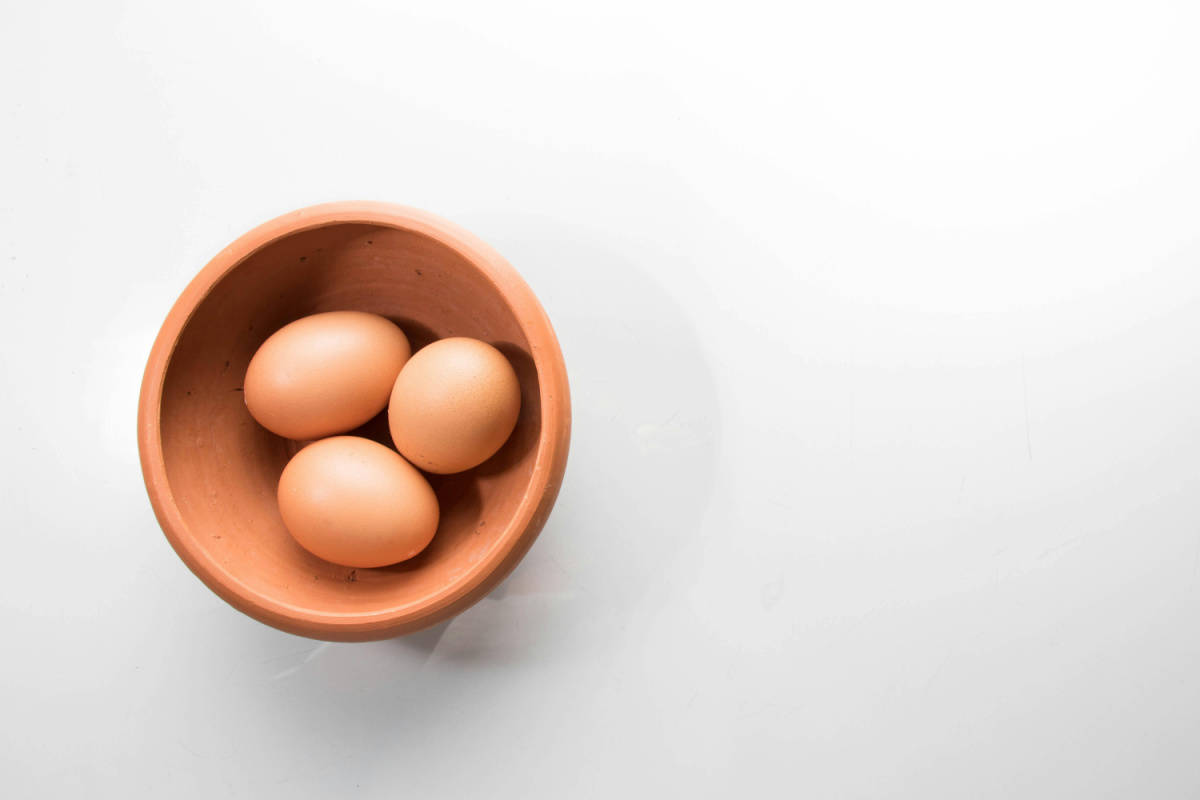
[3,1,1200,796]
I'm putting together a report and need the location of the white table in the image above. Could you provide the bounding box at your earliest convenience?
[4,1,1200,796]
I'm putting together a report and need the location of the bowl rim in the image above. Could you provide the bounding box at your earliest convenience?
[137,201,571,641]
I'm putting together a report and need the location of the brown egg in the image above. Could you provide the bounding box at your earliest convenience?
[245,311,410,440]
[388,338,521,474]
[277,436,439,568]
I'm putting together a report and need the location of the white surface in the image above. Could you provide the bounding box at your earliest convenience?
[3,1,1200,796]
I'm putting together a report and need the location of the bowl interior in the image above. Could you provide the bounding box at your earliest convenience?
[159,222,541,620]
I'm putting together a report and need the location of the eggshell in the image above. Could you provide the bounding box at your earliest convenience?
[245,311,410,440]
[388,337,521,474]
[277,436,439,568]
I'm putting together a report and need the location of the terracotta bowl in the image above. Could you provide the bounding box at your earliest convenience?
[138,202,570,641]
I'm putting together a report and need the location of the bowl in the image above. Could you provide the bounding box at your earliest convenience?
[137,202,571,641]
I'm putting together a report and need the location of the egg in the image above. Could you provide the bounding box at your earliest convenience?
[388,337,521,474]
[245,311,410,440]
[277,436,439,568]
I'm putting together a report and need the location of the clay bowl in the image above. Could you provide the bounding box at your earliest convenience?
[138,202,570,641]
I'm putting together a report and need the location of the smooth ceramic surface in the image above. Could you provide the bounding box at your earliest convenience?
[138,202,571,641]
